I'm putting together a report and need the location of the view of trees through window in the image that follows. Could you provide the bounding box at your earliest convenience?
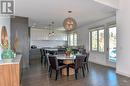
[92,31,97,51]
[99,30,104,52]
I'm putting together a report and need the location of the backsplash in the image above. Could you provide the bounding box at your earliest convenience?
[31,40,67,48]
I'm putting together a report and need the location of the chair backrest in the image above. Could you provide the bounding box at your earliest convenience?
[75,55,85,69]
[40,48,46,56]
[72,49,79,54]
[48,51,57,55]
[40,48,44,56]
[84,53,89,62]
[48,55,58,69]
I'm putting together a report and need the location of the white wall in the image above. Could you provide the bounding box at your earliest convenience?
[116,0,130,77]
[72,16,116,67]
[94,0,119,9]
[0,18,10,60]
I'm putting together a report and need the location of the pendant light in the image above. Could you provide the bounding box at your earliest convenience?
[48,24,51,37]
[51,21,55,36]
[63,11,77,31]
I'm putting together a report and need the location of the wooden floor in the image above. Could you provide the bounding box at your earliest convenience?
[22,62,130,86]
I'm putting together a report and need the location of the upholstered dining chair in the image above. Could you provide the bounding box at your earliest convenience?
[48,55,68,80]
[68,55,85,80]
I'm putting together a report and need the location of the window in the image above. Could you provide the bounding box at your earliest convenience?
[89,27,104,52]
[99,29,104,52]
[73,33,77,46]
[89,24,116,62]
[92,31,97,51]
[70,34,74,46]
[108,26,117,62]
[68,33,77,46]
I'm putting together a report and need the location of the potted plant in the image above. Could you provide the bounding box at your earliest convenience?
[65,47,73,56]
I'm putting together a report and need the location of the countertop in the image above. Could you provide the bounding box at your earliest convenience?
[0,54,22,65]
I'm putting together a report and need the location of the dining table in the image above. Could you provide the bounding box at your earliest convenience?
[55,54,76,75]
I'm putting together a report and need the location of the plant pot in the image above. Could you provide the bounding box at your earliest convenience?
[2,58,13,63]
[1,49,15,60]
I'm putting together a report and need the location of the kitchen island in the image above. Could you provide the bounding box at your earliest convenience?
[0,55,22,86]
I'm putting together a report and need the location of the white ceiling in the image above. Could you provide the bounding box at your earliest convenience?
[15,0,116,29]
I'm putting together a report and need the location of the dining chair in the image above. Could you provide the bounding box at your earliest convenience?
[40,48,44,64]
[72,49,79,54]
[82,52,90,72]
[40,48,48,66]
[68,55,85,80]
[48,55,68,80]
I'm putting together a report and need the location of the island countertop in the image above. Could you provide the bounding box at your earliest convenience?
[0,54,22,65]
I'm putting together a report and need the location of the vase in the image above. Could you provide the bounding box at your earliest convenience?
[65,51,71,57]
[2,58,13,63]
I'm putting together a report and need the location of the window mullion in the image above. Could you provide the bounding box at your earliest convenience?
[90,31,92,51]
[97,30,99,52]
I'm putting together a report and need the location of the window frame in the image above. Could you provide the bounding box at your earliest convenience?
[89,26,105,53]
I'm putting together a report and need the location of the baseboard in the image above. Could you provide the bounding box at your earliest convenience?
[116,70,130,77]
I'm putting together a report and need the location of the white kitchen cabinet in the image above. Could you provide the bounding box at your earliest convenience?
[31,28,67,41]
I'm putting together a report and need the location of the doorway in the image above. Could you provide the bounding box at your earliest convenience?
[108,26,117,62]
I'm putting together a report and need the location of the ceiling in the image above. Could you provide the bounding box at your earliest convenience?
[15,0,116,29]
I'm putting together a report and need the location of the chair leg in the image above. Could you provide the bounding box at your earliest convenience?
[75,69,78,80]
[49,68,52,78]
[82,67,85,77]
[83,64,86,70]
[55,70,58,80]
[44,56,47,66]
[48,65,51,73]
[67,66,69,78]
[44,56,46,65]
[41,56,43,64]
[60,69,62,78]
[86,63,89,72]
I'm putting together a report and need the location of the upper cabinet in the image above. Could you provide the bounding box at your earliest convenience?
[31,28,67,41]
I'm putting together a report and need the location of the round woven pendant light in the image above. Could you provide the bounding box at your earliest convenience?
[63,11,77,31]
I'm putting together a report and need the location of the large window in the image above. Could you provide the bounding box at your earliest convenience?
[68,33,77,46]
[89,24,117,62]
[89,27,104,52]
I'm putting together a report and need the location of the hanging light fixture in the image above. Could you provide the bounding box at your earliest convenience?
[48,21,55,37]
[63,11,77,31]
[51,21,55,36]
[48,24,51,37]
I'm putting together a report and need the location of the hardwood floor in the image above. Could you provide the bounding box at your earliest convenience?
[22,62,130,86]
